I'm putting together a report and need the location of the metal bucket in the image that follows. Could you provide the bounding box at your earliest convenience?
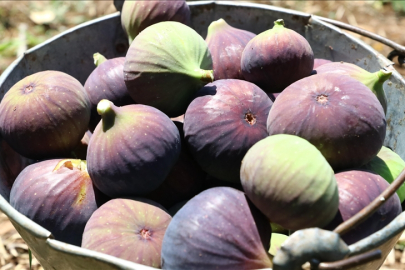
[0,1,404,269]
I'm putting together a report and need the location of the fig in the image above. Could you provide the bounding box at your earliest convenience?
[324,170,402,245]
[161,187,272,270]
[240,134,339,231]
[82,198,171,268]
[84,53,134,132]
[87,100,181,198]
[121,0,191,43]
[0,71,91,159]
[205,18,256,80]
[124,21,213,117]
[267,73,386,171]
[10,159,99,246]
[241,19,314,93]
[361,146,405,202]
[313,58,332,69]
[144,119,205,209]
[315,61,392,114]
[0,136,33,202]
[184,79,272,183]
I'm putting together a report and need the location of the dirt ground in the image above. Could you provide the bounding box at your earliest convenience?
[1,1,405,269]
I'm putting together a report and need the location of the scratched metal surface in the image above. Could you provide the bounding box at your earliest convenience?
[0,1,404,269]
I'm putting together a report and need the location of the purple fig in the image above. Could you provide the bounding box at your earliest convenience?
[324,170,401,245]
[184,79,272,183]
[87,100,181,198]
[315,61,391,114]
[82,198,172,268]
[84,53,134,132]
[0,71,91,159]
[241,19,314,93]
[161,187,272,270]
[267,73,386,171]
[10,159,99,246]
[121,0,191,43]
[313,58,332,69]
[205,18,256,80]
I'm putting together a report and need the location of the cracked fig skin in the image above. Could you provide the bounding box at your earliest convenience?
[124,21,213,117]
[87,100,181,198]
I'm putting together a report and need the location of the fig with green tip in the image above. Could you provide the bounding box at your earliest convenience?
[241,19,314,93]
[124,21,214,117]
[361,146,405,202]
[84,53,134,132]
[87,99,181,198]
[121,0,191,43]
[205,18,256,80]
[315,61,392,114]
[240,134,339,231]
[0,70,91,159]
[82,198,172,268]
[313,58,332,69]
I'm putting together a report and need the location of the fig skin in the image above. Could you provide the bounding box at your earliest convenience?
[240,134,339,231]
[82,198,172,268]
[0,136,33,202]
[10,159,99,246]
[144,119,206,209]
[124,21,214,118]
[267,73,386,171]
[324,170,402,245]
[315,61,391,114]
[205,18,256,80]
[121,0,191,43]
[87,100,181,198]
[184,79,272,183]
[241,19,314,93]
[361,146,405,202]
[0,70,91,160]
[313,58,332,69]
[84,54,134,132]
[161,187,272,270]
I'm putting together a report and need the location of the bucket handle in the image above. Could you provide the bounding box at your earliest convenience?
[312,15,405,66]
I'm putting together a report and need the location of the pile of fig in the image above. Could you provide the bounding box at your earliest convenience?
[0,0,403,269]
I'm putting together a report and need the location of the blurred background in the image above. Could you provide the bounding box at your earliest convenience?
[1,0,405,269]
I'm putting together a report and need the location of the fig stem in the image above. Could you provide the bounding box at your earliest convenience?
[274,19,285,27]
[93,53,107,67]
[333,167,405,236]
[313,249,382,270]
[199,69,214,83]
[97,99,116,132]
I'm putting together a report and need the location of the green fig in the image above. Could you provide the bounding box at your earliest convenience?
[124,21,213,117]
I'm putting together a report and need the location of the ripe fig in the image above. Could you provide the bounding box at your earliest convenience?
[161,187,272,270]
[315,61,391,114]
[361,146,405,202]
[124,21,213,117]
[267,73,386,171]
[82,198,171,268]
[184,79,272,183]
[324,170,402,245]
[84,53,134,132]
[87,100,181,198]
[241,19,314,93]
[205,18,256,80]
[10,159,99,246]
[240,134,339,231]
[0,136,33,202]
[121,0,191,43]
[0,71,91,159]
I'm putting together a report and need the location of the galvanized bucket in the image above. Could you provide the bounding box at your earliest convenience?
[1,1,405,269]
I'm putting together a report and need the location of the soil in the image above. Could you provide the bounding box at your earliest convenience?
[1,1,405,269]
